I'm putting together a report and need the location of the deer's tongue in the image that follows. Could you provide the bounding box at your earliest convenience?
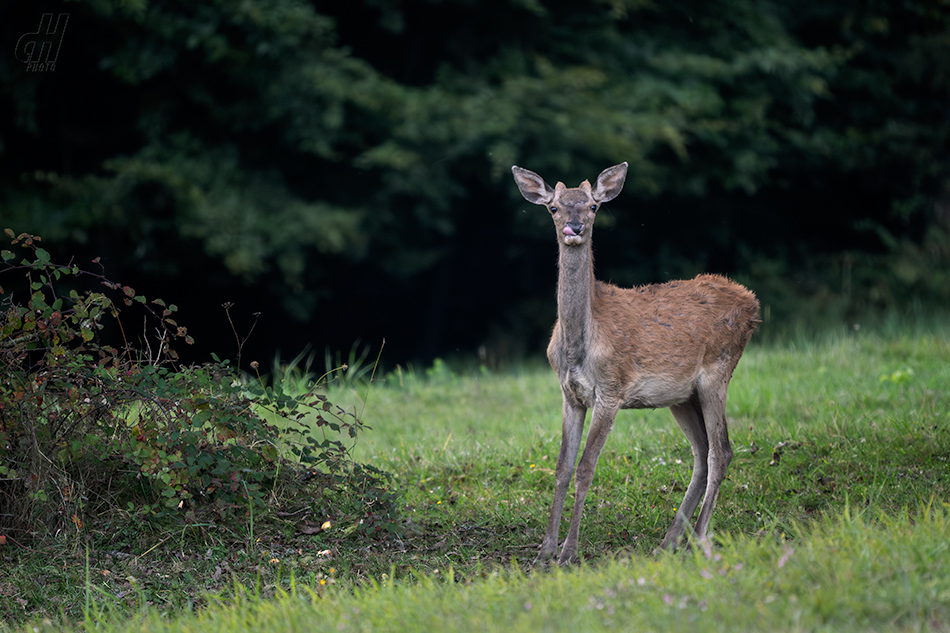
[563,225,577,236]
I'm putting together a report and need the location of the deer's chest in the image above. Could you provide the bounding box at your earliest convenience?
[547,333,598,408]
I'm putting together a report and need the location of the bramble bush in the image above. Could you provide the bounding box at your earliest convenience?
[0,229,399,543]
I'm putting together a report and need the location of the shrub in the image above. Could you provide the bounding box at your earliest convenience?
[0,230,398,543]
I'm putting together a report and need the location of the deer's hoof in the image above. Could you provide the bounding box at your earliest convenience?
[533,549,556,567]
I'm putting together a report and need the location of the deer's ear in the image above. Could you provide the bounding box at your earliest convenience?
[512,166,555,206]
[592,162,628,203]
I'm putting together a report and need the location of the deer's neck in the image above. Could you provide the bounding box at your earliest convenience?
[556,243,595,363]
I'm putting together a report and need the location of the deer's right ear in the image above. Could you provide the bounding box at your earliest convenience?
[512,166,555,206]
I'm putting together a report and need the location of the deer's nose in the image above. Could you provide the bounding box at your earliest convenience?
[564,221,584,236]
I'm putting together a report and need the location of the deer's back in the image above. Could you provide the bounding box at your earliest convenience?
[550,274,759,409]
[597,272,758,362]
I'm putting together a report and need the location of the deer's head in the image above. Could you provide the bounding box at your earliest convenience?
[512,163,628,246]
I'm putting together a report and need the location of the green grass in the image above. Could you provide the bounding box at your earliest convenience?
[63,505,950,632]
[334,331,950,556]
[4,329,950,631]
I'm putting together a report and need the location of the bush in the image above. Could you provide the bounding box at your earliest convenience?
[0,230,398,543]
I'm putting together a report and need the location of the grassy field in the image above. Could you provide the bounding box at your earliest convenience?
[339,330,950,562]
[68,507,950,632]
[3,329,950,631]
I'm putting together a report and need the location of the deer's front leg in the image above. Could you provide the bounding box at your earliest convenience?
[558,399,619,565]
[536,395,586,564]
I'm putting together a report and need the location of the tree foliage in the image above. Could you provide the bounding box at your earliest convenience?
[2,0,948,362]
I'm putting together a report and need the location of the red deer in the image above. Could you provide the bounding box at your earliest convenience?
[512,162,760,564]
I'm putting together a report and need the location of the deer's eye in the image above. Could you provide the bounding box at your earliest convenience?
[549,206,557,213]
[590,205,598,211]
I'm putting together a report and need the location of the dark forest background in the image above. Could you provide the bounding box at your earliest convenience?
[2,0,949,368]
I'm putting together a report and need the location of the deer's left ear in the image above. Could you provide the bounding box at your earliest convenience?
[592,162,628,203]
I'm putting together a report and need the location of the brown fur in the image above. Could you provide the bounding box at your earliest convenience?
[512,162,760,564]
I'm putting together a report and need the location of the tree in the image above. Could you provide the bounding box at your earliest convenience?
[2,0,948,363]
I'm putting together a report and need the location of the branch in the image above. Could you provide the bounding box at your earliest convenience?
[0,332,41,349]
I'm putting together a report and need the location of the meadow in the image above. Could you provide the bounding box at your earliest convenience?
[339,329,949,563]
[3,327,950,632]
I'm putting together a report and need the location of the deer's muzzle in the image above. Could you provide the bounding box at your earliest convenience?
[564,221,584,236]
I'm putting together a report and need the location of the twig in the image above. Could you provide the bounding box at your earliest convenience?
[136,533,175,560]
[357,338,386,420]
[276,507,312,518]
[0,332,41,348]
[0,533,36,552]
[222,302,260,368]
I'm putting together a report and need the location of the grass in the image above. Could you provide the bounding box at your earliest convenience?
[62,505,950,632]
[3,328,950,631]
[335,330,950,556]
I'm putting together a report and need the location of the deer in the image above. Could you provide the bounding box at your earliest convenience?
[511,161,760,565]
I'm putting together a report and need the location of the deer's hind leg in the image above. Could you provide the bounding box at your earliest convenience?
[658,397,709,551]
[692,374,734,547]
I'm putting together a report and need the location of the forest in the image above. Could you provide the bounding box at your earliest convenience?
[3,0,949,365]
